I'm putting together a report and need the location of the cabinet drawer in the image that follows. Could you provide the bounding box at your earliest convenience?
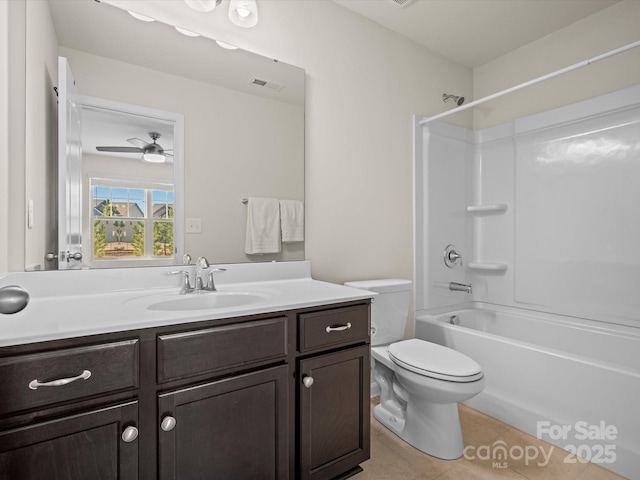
[298,304,369,353]
[157,317,288,383]
[0,340,139,415]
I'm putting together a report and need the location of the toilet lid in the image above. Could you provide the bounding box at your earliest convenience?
[388,339,483,382]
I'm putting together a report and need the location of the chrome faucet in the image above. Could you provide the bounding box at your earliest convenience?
[170,257,226,293]
[449,282,472,294]
[168,270,194,294]
[195,257,210,291]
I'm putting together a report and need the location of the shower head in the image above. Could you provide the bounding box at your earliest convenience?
[442,93,465,106]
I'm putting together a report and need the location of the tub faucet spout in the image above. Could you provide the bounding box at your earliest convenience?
[449,282,472,294]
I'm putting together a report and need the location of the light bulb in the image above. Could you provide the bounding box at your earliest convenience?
[236,7,251,17]
[228,0,258,28]
[215,40,239,50]
[184,0,218,12]
[128,11,155,22]
[175,26,200,37]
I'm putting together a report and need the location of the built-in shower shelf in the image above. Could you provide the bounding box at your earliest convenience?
[466,204,508,216]
[468,262,508,272]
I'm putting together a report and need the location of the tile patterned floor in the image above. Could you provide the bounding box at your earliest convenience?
[356,400,627,480]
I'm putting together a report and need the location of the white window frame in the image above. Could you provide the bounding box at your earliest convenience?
[89,177,175,268]
[80,95,184,269]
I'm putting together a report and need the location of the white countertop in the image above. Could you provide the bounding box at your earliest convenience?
[0,262,375,347]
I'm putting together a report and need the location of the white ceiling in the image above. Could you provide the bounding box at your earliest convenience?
[332,0,622,68]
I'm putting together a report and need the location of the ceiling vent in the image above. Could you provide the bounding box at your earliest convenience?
[388,0,415,7]
[249,78,284,91]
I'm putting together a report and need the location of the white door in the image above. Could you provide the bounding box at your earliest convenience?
[57,57,83,269]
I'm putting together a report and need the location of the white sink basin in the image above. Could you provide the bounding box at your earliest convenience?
[147,292,267,311]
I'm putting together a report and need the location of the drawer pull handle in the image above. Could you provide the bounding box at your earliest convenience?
[121,426,139,443]
[302,375,314,388]
[28,369,92,390]
[161,416,177,432]
[325,322,352,333]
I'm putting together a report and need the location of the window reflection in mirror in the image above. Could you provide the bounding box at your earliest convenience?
[91,183,175,266]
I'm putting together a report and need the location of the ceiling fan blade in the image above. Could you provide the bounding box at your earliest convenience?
[96,146,144,153]
[127,138,150,149]
[164,152,174,157]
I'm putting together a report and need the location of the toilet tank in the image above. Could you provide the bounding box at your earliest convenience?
[344,279,412,347]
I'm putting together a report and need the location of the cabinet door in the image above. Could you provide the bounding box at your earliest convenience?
[158,365,288,480]
[0,401,138,480]
[299,345,370,480]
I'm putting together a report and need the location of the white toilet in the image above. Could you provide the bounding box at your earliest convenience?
[344,279,485,460]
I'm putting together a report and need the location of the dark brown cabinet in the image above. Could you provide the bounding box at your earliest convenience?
[157,316,288,384]
[0,401,139,480]
[0,300,370,480]
[297,303,371,480]
[298,346,370,480]
[0,339,139,415]
[158,366,288,480]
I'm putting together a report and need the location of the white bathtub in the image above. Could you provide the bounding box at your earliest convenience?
[415,305,640,479]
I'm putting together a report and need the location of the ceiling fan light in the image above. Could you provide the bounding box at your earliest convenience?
[184,0,219,12]
[128,11,155,22]
[237,7,251,18]
[215,40,239,50]
[143,153,166,163]
[175,26,200,37]
[228,0,258,28]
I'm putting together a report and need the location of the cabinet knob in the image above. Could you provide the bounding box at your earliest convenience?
[161,415,177,432]
[302,375,314,388]
[121,426,138,443]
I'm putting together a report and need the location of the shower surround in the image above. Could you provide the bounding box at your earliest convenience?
[414,84,640,479]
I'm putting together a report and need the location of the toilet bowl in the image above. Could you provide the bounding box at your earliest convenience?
[372,339,484,459]
[344,279,485,460]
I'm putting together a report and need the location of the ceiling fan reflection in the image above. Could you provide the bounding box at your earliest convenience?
[96,132,173,163]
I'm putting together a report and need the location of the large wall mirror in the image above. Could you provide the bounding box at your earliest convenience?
[24,0,305,271]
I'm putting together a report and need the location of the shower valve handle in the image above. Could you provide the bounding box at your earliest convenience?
[444,244,462,268]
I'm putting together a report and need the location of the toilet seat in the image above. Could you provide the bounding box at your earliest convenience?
[388,339,483,383]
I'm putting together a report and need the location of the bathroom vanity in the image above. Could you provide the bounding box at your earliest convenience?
[0,262,373,479]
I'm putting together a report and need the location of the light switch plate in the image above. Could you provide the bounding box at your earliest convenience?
[28,199,34,229]
[186,218,202,234]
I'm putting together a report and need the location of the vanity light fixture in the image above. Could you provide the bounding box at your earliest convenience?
[184,0,221,12]
[228,0,259,28]
[128,11,155,22]
[130,1,248,50]
[175,26,200,37]
[215,40,239,50]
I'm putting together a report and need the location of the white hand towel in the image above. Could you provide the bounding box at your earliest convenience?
[245,197,281,255]
[279,199,304,242]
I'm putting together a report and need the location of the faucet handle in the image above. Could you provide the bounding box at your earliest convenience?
[168,270,193,294]
[205,268,227,291]
[182,253,192,265]
[444,244,462,268]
